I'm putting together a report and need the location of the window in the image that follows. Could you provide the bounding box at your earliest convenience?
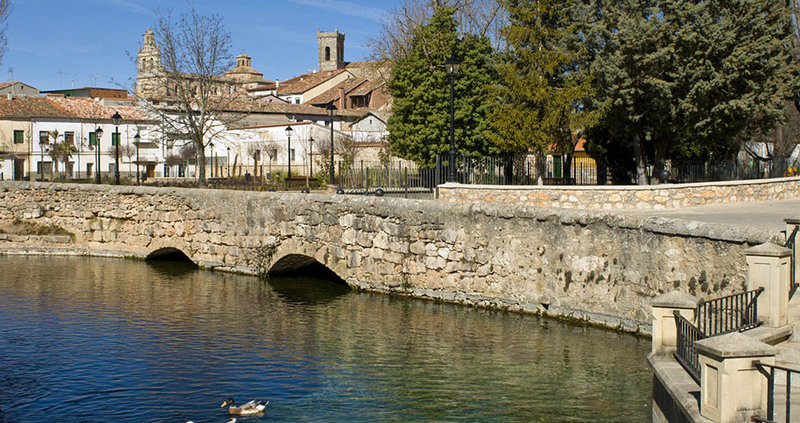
[295,98,300,104]
[89,132,98,146]
[325,46,331,61]
[39,131,48,145]
[290,149,295,162]
[13,130,24,144]
[64,132,75,146]
[112,132,120,146]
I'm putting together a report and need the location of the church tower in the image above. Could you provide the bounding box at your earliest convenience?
[135,29,165,98]
[317,29,345,72]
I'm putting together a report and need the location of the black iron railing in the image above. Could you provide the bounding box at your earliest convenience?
[674,311,705,381]
[754,361,800,423]
[785,226,798,297]
[696,288,764,336]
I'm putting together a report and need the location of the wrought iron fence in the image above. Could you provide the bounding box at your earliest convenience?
[786,227,799,298]
[753,361,800,423]
[337,159,441,196]
[696,288,763,336]
[668,158,798,183]
[674,311,705,382]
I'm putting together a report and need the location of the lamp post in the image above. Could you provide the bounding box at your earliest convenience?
[326,103,337,185]
[445,55,459,183]
[94,126,103,184]
[111,111,122,185]
[227,147,231,177]
[209,142,214,178]
[134,132,141,185]
[308,137,314,177]
[285,126,293,178]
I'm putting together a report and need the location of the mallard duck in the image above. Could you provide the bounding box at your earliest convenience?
[221,397,268,416]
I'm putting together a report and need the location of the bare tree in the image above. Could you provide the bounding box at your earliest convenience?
[142,6,247,185]
[0,0,10,67]
[246,142,264,178]
[367,0,506,67]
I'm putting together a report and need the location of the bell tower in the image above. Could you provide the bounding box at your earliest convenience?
[136,29,165,98]
[317,29,345,72]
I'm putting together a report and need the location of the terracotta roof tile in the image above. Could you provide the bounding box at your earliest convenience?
[0,97,156,122]
[277,69,347,95]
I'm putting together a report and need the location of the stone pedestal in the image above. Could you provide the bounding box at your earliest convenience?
[651,291,701,354]
[695,333,776,423]
[746,243,791,327]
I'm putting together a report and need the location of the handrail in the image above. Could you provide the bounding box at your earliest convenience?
[784,226,798,249]
[674,310,705,382]
[754,361,800,423]
[696,287,763,336]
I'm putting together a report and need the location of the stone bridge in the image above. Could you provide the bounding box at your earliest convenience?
[0,182,782,333]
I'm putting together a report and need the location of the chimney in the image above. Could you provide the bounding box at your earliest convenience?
[338,86,346,110]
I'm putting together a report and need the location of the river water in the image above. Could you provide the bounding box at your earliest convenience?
[0,256,652,422]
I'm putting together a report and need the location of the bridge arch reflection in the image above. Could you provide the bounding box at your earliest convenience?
[269,254,345,284]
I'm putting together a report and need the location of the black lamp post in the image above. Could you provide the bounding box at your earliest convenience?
[209,141,214,178]
[285,126,293,178]
[134,132,141,185]
[111,111,122,185]
[308,136,314,177]
[326,103,337,185]
[227,147,231,177]
[94,126,103,184]
[445,55,459,183]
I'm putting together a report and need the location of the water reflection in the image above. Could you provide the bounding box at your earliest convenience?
[0,256,652,422]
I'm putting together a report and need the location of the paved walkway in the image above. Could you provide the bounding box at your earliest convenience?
[619,199,800,231]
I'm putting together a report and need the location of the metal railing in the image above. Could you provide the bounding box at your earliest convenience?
[753,361,800,423]
[674,311,705,381]
[674,287,764,382]
[696,288,763,336]
[785,226,798,297]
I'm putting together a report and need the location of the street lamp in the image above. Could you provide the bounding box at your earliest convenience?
[308,136,314,178]
[94,126,103,184]
[134,132,141,185]
[326,103,337,185]
[285,125,293,178]
[445,55,459,183]
[209,141,215,178]
[111,111,122,185]
[227,147,231,177]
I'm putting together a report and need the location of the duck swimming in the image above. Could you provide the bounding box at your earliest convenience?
[221,398,268,416]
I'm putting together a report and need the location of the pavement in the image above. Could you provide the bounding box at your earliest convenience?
[619,199,800,231]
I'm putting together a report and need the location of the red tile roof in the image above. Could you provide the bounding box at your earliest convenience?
[0,96,156,122]
[277,69,347,95]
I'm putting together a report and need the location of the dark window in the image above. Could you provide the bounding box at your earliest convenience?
[112,132,120,146]
[13,130,25,144]
[325,46,330,61]
[65,132,75,145]
[38,131,48,145]
[89,132,98,146]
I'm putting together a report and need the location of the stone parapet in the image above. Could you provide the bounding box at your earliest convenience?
[0,182,785,333]
[438,177,800,210]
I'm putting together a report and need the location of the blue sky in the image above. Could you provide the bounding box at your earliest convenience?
[2,0,398,92]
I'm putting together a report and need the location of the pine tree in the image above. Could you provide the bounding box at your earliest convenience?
[387,6,497,167]
[488,0,598,179]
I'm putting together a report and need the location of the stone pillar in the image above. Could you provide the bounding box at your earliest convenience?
[746,243,791,327]
[695,333,776,423]
[785,217,800,290]
[651,291,701,355]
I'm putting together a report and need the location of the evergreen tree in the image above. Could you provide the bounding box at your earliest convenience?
[489,0,598,176]
[585,0,794,184]
[387,6,497,167]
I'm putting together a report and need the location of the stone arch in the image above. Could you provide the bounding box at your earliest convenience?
[270,253,345,284]
[324,46,331,61]
[146,247,195,264]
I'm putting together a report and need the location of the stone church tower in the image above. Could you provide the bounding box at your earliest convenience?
[135,29,165,98]
[317,29,345,72]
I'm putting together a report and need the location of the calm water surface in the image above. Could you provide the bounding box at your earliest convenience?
[0,256,652,422]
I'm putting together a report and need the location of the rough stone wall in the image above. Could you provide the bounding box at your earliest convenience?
[438,177,800,210]
[0,182,782,333]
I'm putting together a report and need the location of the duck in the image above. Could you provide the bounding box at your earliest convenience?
[221,397,268,416]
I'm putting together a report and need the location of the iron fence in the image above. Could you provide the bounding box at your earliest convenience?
[754,361,800,423]
[696,288,763,336]
[674,310,705,382]
[785,227,799,298]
